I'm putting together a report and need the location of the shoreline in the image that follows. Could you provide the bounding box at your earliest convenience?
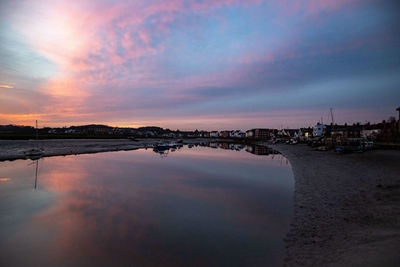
[1,139,399,266]
[267,143,400,266]
[0,138,220,162]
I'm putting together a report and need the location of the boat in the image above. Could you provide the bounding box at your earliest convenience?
[335,138,363,153]
[25,120,44,159]
[361,141,374,150]
[315,145,328,151]
[25,148,44,158]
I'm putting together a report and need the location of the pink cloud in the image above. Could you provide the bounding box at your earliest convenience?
[4,0,394,129]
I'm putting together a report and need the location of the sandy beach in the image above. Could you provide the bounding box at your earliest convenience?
[268,143,400,266]
[1,139,399,266]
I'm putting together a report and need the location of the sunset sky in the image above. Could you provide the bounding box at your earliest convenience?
[1,0,399,130]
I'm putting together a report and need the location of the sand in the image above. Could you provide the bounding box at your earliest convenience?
[267,143,400,266]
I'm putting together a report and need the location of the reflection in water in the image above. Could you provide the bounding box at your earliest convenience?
[27,159,40,189]
[35,160,38,189]
[0,146,293,266]
[33,159,39,189]
[153,142,279,157]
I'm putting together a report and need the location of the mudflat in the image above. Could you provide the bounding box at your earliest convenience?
[270,144,400,266]
[0,139,149,161]
[0,139,214,161]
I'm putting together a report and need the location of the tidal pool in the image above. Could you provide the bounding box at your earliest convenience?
[0,145,293,266]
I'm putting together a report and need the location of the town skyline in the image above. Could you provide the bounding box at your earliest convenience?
[1,105,398,132]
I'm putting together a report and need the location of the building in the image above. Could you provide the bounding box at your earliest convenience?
[200,131,210,138]
[230,130,245,138]
[313,123,326,137]
[64,129,77,134]
[246,129,254,138]
[70,124,112,135]
[361,124,382,140]
[162,133,176,138]
[286,129,299,138]
[298,128,313,140]
[330,125,362,143]
[219,131,231,138]
[210,131,219,138]
[254,128,270,139]
[245,128,270,139]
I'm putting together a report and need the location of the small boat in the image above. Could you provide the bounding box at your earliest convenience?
[24,148,44,160]
[315,146,328,151]
[25,148,44,156]
[361,141,374,150]
[335,138,363,153]
[25,120,44,159]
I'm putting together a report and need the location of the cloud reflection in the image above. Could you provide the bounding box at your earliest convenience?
[0,147,293,266]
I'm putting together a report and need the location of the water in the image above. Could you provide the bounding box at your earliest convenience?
[0,145,293,266]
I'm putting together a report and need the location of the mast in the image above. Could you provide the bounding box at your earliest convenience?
[36,120,38,139]
[35,120,38,149]
[330,108,336,146]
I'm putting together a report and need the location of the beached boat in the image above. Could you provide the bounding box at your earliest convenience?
[25,148,44,158]
[25,120,44,159]
[335,138,363,153]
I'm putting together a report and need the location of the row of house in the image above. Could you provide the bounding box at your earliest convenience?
[3,107,398,143]
[295,107,400,145]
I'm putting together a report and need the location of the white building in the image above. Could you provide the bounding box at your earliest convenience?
[361,129,381,138]
[210,131,219,138]
[245,130,254,138]
[313,123,326,137]
[230,130,245,138]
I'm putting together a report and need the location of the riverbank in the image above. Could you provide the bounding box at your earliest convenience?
[0,138,217,161]
[1,139,399,266]
[267,143,400,266]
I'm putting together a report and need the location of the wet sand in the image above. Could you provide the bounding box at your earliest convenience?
[268,144,400,266]
[0,138,215,161]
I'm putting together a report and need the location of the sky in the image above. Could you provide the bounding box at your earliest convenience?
[1,0,399,130]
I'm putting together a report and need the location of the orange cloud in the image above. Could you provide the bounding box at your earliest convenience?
[0,84,14,88]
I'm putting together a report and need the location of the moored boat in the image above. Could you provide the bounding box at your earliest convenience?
[24,120,44,159]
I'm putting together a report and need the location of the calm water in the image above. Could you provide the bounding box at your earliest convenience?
[0,145,293,266]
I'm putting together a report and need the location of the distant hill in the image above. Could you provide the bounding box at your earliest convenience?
[0,125,35,133]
